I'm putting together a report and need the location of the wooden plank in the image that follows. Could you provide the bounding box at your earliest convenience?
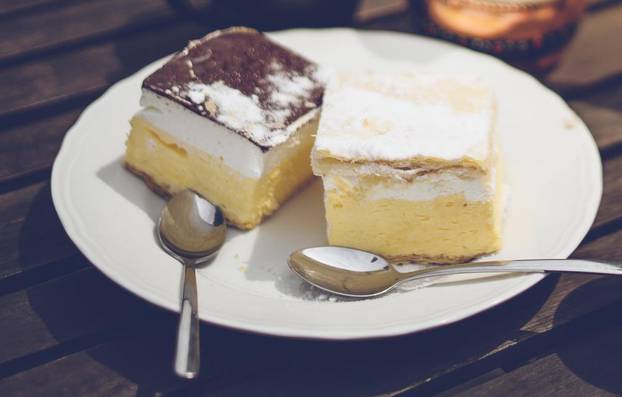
[2,234,621,397]
[0,268,167,365]
[0,274,609,397]
[355,6,414,32]
[546,4,622,92]
[0,275,554,396]
[445,322,622,396]
[569,75,622,151]
[0,20,206,119]
[593,156,622,228]
[0,321,308,397]
[0,339,183,397]
[0,268,115,364]
[0,182,79,281]
[574,227,622,258]
[0,267,308,395]
[0,0,60,17]
[571,101,622,151]
[0,107,81,184]
[448,355,617,396]
[355,0,409,23]
[0,0,181,62]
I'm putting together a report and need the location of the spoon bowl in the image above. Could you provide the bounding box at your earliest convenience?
[288,247,403,297]
[159,189,226,261]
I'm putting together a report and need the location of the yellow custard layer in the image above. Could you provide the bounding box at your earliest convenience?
[124,115,318,229]
[323,176,502,263]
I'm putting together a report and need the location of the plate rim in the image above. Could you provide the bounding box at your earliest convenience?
[51,27,603,340]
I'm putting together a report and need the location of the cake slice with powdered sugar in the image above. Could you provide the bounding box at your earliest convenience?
[312,71,502,263]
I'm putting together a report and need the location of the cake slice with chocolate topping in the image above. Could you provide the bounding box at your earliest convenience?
[124,27,324,229]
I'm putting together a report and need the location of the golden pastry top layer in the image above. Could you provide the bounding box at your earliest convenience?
[312,71,496,173]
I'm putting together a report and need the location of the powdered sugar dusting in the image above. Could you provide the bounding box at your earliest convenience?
[182,65,321,147]
[315,71,494,164]
[187,84,207,104]
[143,27,324,148]
[267,73,316,107]
[188,81,272,142]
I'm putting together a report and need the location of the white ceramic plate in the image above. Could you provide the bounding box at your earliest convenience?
[52,29,602,339]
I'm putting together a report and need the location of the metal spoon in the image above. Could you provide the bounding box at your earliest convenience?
[157,189,226,379]
[288,246,622,298]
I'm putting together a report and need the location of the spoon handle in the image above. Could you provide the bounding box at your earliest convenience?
[397,259,622,282]
[175,264,200,379]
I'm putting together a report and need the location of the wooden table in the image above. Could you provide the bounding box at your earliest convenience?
[1,1,621,395]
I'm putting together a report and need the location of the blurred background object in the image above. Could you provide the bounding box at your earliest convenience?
[411,0,588,72]
[355,0,411,21]
[170,0,360,29]
[213,0,361,29]
[169,0,586,72]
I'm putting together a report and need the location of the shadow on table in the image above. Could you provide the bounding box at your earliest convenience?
[17,183,183,395]
[18,181,558,395]
[553,276,622,395]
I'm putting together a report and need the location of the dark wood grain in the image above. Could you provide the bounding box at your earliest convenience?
[0,267,319,395]
[0,0,183,62]
[0,1,621,395]
[0,339,183,397]
[177,277,622,397]
[445,321,622,396]
[0,0,62,17]
[0,107,81,185]
[571,102,622,153]
[569,79,622,154]
[0,20,207,120]
[1,232,622,397]
[0,267,167,366]
[574,227,622,258]
[0,182,79,282]
[593,156,622,228]
[545,3,622,92]
[0,272,560,396]
[454,356,618,397]
[0,268,107,365]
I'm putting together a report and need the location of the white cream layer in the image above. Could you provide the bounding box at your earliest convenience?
[323,166,496,202]
[314,71,495,164]
[138,89,317,179]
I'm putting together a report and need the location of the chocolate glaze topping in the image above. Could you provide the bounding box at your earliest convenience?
[142,27,324,150]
